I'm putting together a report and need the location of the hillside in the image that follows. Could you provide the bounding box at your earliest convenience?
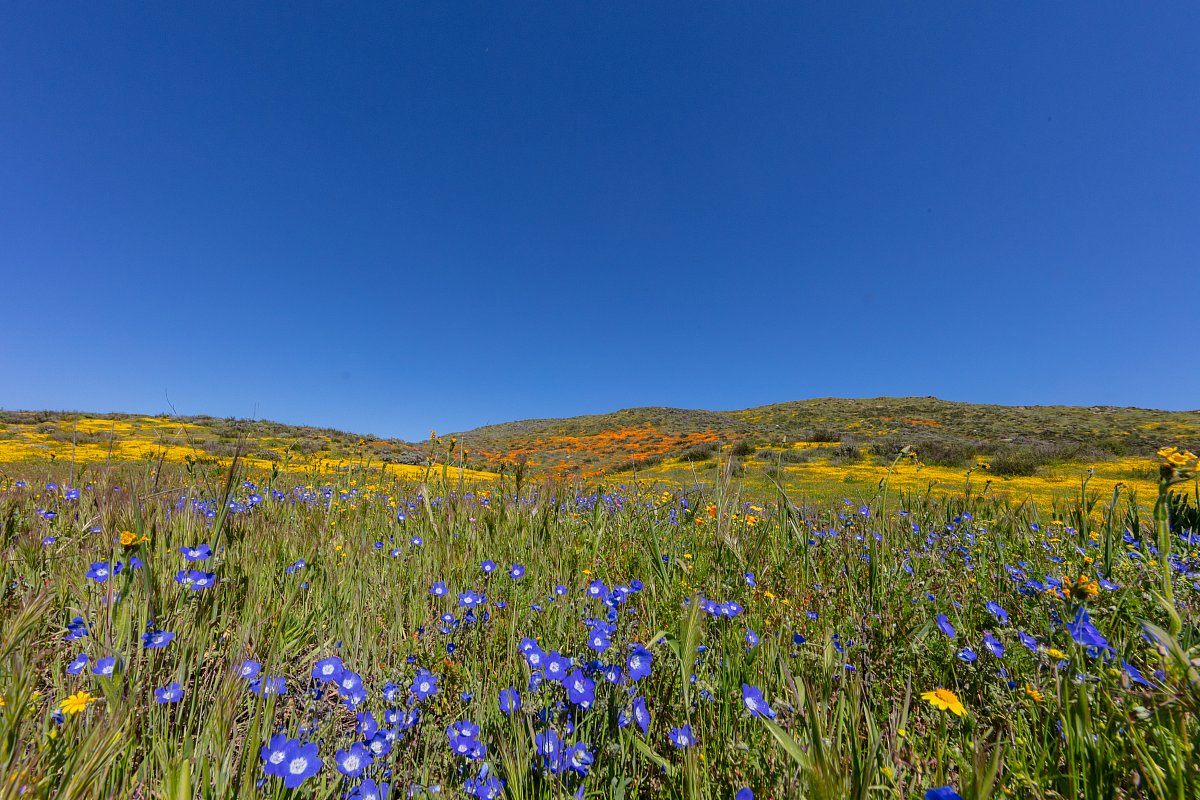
[0,411,450,480]
[450,397,1200,478]
[2,399,1198,489]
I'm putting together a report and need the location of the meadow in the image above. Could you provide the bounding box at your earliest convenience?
[0,439,1198,800]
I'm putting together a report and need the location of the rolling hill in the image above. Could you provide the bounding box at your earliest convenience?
[448,397,1200,478]
[2,398,1198,485]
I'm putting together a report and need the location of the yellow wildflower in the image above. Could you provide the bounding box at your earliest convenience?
[1044,647,1067,661]
[921,688,966,716]
[1058,574,1098,602]
[60,691,95,716]
[1025,684,1044,703]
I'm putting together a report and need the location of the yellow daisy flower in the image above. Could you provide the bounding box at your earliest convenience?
[60,691,96,716]
[921,688,966,716]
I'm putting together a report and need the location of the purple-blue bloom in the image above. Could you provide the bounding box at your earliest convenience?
[499,687,521,715]
[142,630,175,649]
[180,544,212,561]
[155,682,184,703]
[626,644,652,681]
[668,725,696,748]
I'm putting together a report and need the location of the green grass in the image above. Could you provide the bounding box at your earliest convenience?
[0,456,1197,799]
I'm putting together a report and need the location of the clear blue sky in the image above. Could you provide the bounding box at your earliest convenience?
[2,3,1197,439]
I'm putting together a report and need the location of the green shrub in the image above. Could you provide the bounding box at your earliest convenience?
[829,444,862,464]
[780,448,818,464]
[990,447,1042,476]
[916,440,983,468]
[677,442,717,462]
[731,440,756,458]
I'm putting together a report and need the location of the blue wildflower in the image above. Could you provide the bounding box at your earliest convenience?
[566,669,596,708]
[279,740,321,789]
[179,544,212,561]
[142,630,175,649]
[632,696,650,735]
[669,725,696,748]
[926,788,963,800]
[312,656,344,683]
[260,733,292,778]
[545,652,571,683]
[174,569,216,590]
[741,684,776,719]
[155,682,184,703]
[86,562,117,583]
[534,730,563,774]
[565,742,594,777]
[626,644,652,681]
[335,742,373,778]
[499,687,521,715]
[411,669,438,701]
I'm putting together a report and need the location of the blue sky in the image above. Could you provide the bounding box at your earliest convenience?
[2,3,1197,439]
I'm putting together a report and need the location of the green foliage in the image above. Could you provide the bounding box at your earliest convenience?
[1166,488,1199,535]
[828,444,863,464]
[730,441,756,458]
[989,447,1043,477]
[0,459,1195,799]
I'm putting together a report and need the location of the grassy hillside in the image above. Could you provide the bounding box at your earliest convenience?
[450,396,1200,473]
[2,399,1197,503]
[0,411,493,483]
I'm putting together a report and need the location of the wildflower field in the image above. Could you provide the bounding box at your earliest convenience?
[1,442,1199,798]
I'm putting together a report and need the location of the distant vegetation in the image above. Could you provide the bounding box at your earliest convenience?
[2,398,1197,504]
[446,397,1199,478]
